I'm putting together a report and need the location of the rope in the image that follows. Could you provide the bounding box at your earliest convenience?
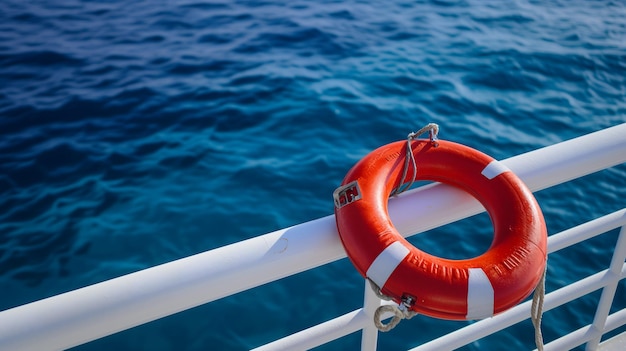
[374,305,405,332]
[373,303,418,332]
[368,279,418,332]
[371,123,438,331]
[531,265,547,351]
[390,123,439,197]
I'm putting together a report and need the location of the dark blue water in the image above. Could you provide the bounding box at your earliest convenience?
[1,0,625,349]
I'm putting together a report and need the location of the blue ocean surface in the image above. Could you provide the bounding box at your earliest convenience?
[1,0,625,350]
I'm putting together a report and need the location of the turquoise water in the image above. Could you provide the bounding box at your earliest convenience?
[1,0,625,349]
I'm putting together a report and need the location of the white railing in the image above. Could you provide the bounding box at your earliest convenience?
[1,123,625,351]
[255,209,626,351]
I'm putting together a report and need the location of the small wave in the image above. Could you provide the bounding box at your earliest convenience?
[166,60,249,75]
[463,70,544,92]
[0,50,84,67]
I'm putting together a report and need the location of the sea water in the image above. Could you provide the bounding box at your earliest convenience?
[1,0,625,350]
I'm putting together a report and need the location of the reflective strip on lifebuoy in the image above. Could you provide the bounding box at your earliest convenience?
[333,139,547,320]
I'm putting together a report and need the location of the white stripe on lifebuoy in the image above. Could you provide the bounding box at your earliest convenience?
[481,160,510,180]
[366,241,410,288]
[466,268,495,319]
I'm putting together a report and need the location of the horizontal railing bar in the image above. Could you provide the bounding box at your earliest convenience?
[1,124,625,351]
[539,308,626,351]
[389,123,626,237]
[503,124,626,193]
[251,309,369,351]
[599,310,626,343]
[598,330,626,351]
[252,303,397,351]
[547,209,626,254]
[257,210,626,351]
[409,263,626,351]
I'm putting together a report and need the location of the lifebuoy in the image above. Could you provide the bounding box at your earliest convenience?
[334,138,547,320]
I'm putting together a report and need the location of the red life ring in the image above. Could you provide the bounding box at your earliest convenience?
[334,139,547,320]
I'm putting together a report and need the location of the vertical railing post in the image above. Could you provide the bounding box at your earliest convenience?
[361,280,381,351]
[585,223,626,350]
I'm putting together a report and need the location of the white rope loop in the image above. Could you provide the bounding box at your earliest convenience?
[374,305,405,332]
[369,279,418,332]
[373,303,418,332]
